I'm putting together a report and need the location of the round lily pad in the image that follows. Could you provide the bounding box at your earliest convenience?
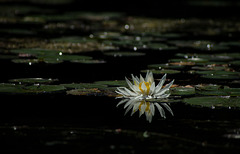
[141,69,181,75]
[184,96,240,109]
[148,64,185,70]
[9,78,58,84]
[146,43,177,50]
[0,83,65,94]
[197,87,240,96]
[94,80,127,87]
[171,87,195,96]
[61,83,107,89]
[103,51,145,57]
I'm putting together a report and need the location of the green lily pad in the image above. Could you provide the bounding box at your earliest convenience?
[71,59,106,64]
[66,88,102,96]
[146,43,177,50]
[197,87,240,96]
[195,70,240,80]
[61,83,107,89]
[195,84,223,91]
[9,78,58,84]
[103,51,145,57]
[184,96,240,109]
[11,48,60,57]
[141,69,181,75]
[230,60,240,66]
[0,83,65,94]
[171,87,195,96]
[11,59,40,64]
[0,28,36,35]
[169,40,229,51]
[148,64,185,70]
[94,80,127,87]
[66,88,117,97]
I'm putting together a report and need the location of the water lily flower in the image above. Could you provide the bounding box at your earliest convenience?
[115,71,174,100]
[117,99,174,123]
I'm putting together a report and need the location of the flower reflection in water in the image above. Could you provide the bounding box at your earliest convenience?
[117,99,174,123]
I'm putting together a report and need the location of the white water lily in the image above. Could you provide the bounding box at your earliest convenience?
[117,99,174,123]
[115,71,174,100]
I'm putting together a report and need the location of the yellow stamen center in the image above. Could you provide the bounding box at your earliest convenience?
[139,81,151,95]
[139,101,150,112]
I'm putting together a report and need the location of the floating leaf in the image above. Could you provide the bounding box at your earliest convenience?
[197,87,240,96]
[146,43,177,50]
[61,83,107,89]
[195,70,240,80]
[171,87,195,96]
[94,80,127,87]
[66,88,101,96]
[9,78,58,84]
[0,83,65,94]
[230,60,240,67]
[141,69,181,75]
[103,51,145,57]
[184,96,240,109]
[148,64,185,70]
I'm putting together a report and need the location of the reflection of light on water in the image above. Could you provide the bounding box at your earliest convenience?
[117,99,174,123]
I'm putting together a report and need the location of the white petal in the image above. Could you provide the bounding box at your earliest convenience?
[125,77,136,92]
[149,82,155,95]
[150,103,155,116]
[155,74,167,93]
[155,80,174,96]
[162,103,174,116]
[140,74,145,82]
[124,101,135,115]
[116,87,129,96]
[123,87,139,97]
[131,102,140,116]
[116,99,128,107]
[124,99,135,109]
[145,70,150,82]
[155,103,166,118]
[131,74,139,86]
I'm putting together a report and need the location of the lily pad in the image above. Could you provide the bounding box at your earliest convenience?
[141,69,181,75]
[184,96,240,109]
[195,70,240,80]
[171,87,195,96]
[61,83,107,89]
[146,43,177,50]
[103,51,145,57]
[0,83,65,94]
[197,87,240,96]
[9,78,58,84]
[94,80,127,87]
[148,64,185,70]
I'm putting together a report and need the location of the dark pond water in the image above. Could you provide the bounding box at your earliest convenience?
[0,0,240,153]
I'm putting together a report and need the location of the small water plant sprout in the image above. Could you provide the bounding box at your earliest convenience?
[116,70,174,100]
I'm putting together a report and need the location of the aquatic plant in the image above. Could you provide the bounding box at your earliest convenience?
[115,71,174,100]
